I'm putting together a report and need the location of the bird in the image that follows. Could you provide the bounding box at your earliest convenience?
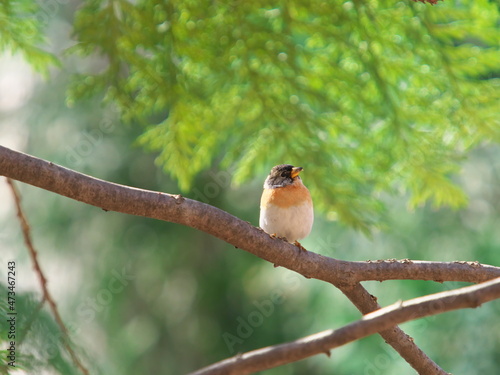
[259,164,314,250]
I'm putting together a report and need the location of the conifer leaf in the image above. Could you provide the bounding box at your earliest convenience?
[64,0,500,229]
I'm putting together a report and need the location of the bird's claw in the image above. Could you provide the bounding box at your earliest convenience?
[293,241,307,252]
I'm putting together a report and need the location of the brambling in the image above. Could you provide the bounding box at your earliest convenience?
[259,164,314,249]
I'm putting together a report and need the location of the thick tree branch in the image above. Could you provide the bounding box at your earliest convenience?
[0,145,494,374]
[191,276,500,375]
[1,146,498,285]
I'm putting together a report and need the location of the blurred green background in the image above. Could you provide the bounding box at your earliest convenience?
[1,0,500,374]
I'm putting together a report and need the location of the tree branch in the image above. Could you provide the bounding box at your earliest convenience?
[0,145,495,374]
[6,178,89,375]
[190,276,500,375]
[1,146,498,285]
[338,282,446,374]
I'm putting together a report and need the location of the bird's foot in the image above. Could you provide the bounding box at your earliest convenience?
[270,233,290,242]
[293,241,307,252]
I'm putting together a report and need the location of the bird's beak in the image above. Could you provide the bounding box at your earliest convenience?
[291,167,303,179]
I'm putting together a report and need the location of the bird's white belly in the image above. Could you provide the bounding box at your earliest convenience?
[259,202,313,242]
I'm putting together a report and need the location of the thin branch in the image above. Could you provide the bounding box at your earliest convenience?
[412,0,441,5]
[190,276,500,375]
[349,258,499,283]
[0,145,494,374]
[6,178,90,375]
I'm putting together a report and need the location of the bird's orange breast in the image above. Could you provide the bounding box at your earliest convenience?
[260,181,312,209]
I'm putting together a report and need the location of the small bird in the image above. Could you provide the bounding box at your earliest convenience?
[259,164,314,249]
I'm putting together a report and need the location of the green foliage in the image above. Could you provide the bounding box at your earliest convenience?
[67,0,500,231]
[0,284,81,375]
[0,0,58,75]
[4,2,500,373]
[6,47,500,373]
